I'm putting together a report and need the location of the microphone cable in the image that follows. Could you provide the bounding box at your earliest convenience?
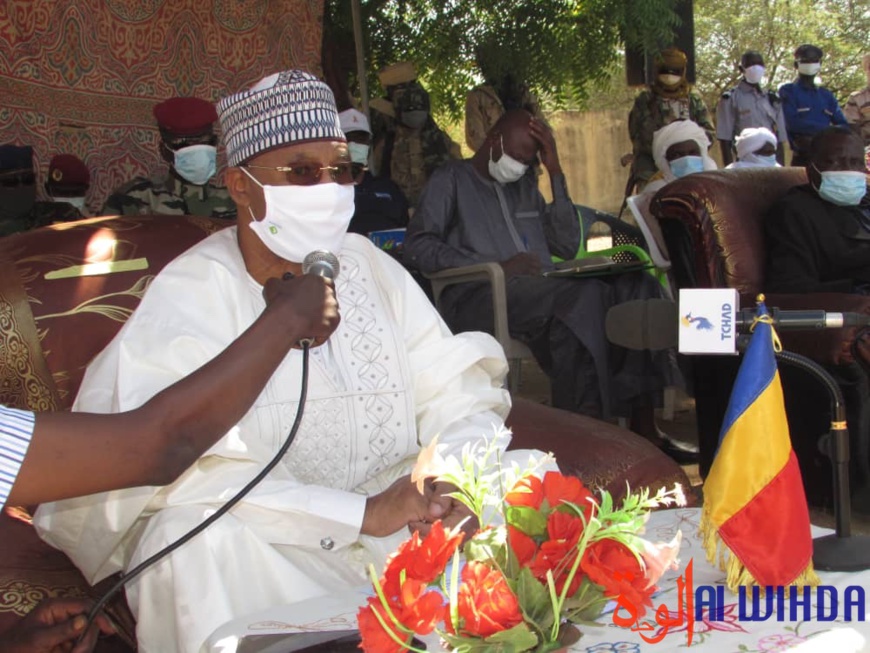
[78,340,314,643]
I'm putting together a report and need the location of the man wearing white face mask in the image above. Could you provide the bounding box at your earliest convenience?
[36,70,529,653]
[716,51,787,167]
[779,44,848,166]
[765,127,870,294]
[406,110,694,462]
[101,96,236,219]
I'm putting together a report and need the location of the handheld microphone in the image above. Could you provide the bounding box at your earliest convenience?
[302,250,340,280]
[606,298,870,351]
[298,251,339,347]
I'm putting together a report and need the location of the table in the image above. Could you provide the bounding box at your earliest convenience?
[203,508,870,652]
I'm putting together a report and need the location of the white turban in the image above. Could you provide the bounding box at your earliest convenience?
[734,127,777,160]
[652,120,717,182]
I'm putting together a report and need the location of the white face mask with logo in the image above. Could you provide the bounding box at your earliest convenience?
[488,136,529,184]
[743,65,765,85]
[242,168,354,264]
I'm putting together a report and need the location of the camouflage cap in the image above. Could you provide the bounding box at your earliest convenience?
[48,154,90,187]
[153,97,218,136]
[216,70,344,166]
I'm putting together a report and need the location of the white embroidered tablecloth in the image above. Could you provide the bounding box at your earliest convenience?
[203,508,870,653]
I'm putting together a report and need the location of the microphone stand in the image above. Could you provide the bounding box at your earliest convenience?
[768,346,870,570]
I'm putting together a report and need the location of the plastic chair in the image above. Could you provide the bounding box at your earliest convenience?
[424,263,534,394]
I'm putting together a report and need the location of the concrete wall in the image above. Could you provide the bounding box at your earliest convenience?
[542,109,634,215]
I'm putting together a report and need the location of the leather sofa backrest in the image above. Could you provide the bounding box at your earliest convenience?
[0,215,231,411]
[650,167,808,294]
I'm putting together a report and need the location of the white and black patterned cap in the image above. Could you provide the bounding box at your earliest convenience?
[216,70,345,167]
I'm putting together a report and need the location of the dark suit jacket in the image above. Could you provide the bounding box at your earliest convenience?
[764,184,870,294]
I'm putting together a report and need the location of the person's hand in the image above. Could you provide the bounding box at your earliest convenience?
[499,252,542,279]
[410,481,479,542]
[0,597,115,653]
[361,475,430,537]
[529,119,562,176]
[262,273,340,348]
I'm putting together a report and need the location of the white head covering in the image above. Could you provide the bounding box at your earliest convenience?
[338,108,371,135]
[652,120,718,182]
[735,127,777,160]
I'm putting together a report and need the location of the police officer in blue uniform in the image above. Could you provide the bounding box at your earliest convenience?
[779,44,848,166]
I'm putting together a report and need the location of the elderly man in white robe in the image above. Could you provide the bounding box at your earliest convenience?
[725,127,781,169]
[627,120,719,274]
[34,70,530,653]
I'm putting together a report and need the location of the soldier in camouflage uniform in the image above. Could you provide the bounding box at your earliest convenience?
[0,145,82,237]
[370,62,461,207]
[845,54,870,149]
[628,47,715,189]
[102,97,236,219]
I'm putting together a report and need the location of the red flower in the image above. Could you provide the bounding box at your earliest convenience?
[456,561,523,638]
[358,597,412,653]
[507,525,538,566]
[383,521,464,594]
[542,472,595,518]
[582,538,655,615]
[505,474,544,509]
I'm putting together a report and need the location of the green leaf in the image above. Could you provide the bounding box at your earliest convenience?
[515,567,555,633]
[485,622,541,650]
[465,529,507,566]
[505,505,548,537]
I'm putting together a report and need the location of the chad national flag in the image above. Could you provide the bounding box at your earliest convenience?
[699,302,819,590]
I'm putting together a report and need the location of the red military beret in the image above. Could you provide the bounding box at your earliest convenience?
[48,154,90,186]
[153,97,218,136]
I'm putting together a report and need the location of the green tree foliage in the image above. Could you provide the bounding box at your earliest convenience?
[693,0,869,110]
[324,0,683,121]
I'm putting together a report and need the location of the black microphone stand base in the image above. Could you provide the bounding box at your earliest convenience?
[813,533,870,572]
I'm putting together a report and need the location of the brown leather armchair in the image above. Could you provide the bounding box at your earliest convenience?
[0,215,690,650]
[651,167,870,505]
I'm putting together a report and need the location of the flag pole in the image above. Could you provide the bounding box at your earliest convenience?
[771,348,870,571]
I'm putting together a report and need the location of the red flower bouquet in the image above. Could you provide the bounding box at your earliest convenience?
[358,434,684,652]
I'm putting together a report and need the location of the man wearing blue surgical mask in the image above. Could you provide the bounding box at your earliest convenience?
[779,44,848,166]
[765,127,870,294]
[406,110,694,463]
[102,96,236,219]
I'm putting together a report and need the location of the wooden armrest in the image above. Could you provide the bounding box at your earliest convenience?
[423,263,510,351]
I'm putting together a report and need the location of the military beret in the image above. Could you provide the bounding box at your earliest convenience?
[378,62,417,88]
[48,154,90,186]
[153,97,218,136]
[0,144,33,173]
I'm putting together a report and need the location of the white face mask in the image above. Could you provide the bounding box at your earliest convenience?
[51,196,86,211]
[173,144,217,186]
[488,136,528,184]
[348,142,370,165]
[740,153,778,167]
[658,74,682,87]
[743,65,765,85]
[797,62,821,76]
[242,168,354,264]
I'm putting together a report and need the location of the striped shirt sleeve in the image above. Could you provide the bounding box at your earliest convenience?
[0,405,36,510]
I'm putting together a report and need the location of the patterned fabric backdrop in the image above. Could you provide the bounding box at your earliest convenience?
[0,0,324,214]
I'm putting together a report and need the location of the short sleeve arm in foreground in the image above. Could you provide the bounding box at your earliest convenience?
[0,405,36,510]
